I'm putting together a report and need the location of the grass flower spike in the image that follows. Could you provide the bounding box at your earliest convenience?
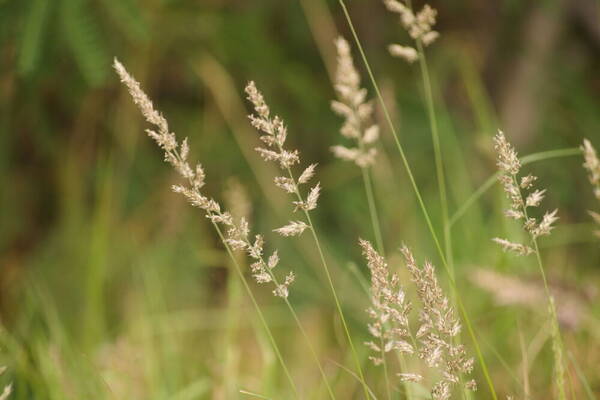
[492,131,558,254]
[383,0,439,62]
[360,239,413,366]
[581,138,600,237]
[245,81,321,235]
[400,246,476,398]
[331,37,379,167]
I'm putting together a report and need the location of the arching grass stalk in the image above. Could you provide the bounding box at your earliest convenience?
[282,161,371,399]
[335,3,498,398]
[414,27,453,279]
[231,231,337,400]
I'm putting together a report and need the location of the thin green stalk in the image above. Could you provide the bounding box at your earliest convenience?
[415,39,452,278]
[279,156,370,398]
[361,167,385,256]
[237,235,336,400]
[284,298,337,399]
[304,210,371,400]
[337,2,497,397]
[378,335,392,400]
[223,254,242,397]
[511,175,566,399]
[212,222,300,399]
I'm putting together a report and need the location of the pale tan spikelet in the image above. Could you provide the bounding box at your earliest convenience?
[397,373,423,383]
[331,37,380,168]
[492,238,535,256]
[298,164,317,184]
[113,59,169,136]
[388,44,419,63]
[383,0,439,64]
[421,30,440,46]
[494,131,521,175]
[274,221,309,237]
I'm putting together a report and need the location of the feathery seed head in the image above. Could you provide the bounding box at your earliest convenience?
[388,44,419,63]
[331,37,379,168]
[581,139,600,237]
[493,131,558,251]
[582,139,600,198]
[245,81,321,226]
[492,238,535,256]
[494,131,521,175]
[400,245,476,395]
[397,373,424,383]
[274,221,309,237]
[384,0,439,57]
[360,239,413,366]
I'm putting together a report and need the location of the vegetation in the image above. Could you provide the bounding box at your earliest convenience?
[1,0,599,398]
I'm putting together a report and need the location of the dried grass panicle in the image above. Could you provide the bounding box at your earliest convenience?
[383,0,439,62]
[245,81,320,237]
[114,60,294,298]
[581,138,600,237]
[582,139,600,199]
[400,245,476,398]
[331,37,379,167]
[492,131,558,254]
[0,366,11,400]
[359,239,415,368]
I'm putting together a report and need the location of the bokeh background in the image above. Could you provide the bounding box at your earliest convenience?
[1,0,599,398]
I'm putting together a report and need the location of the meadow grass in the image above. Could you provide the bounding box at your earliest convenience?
[1,1,599,399]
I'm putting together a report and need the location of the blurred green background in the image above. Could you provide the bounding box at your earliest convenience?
[1,0,599,398]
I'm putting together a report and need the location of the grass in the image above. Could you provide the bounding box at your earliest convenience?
[1,0,599,399]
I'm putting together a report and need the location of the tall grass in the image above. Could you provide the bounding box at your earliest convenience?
[2,1,599,399]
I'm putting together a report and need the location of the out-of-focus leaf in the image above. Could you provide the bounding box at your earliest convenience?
[18,0,52,76]
[100,0,148,42]
[60,0,109,86]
